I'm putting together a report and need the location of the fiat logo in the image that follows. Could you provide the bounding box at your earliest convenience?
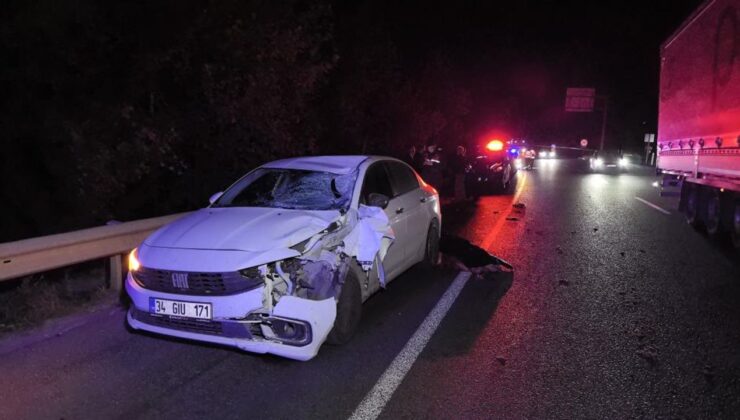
[172,272,189,289]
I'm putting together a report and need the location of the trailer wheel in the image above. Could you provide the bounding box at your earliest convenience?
[705,188,722,238]
[732,197,740,251]
[685,184,700,227]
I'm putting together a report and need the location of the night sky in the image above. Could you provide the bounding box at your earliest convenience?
[340,0,703,149]
[0,0,706,240]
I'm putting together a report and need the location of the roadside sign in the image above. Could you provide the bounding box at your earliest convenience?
[644,133,655,143]
[565,88,595,112]
[580,139,588,147]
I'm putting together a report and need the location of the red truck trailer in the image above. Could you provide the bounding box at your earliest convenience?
[657,0,740,249]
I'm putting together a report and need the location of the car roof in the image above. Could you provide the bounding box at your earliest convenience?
[262,155,372,175]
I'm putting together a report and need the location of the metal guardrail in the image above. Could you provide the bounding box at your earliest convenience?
[0,213,190,291]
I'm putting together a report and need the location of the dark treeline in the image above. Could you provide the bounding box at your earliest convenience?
[0,0,472,241]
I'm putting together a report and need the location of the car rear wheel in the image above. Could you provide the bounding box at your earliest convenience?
[326,265,362,345]
[423,222,440,266]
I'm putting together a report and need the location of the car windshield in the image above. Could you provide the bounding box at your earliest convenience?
[213,168,357,211]
[597,151,622,160]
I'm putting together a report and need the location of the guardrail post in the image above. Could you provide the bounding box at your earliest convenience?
[108,254,123,293]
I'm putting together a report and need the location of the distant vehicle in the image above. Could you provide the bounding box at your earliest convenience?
[539,145,557,159]
[590,150,629,172]
[126,156,441,361]
[467,140,517,195]
[656,0,740,250]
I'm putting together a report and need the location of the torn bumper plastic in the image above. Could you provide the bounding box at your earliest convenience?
[125,273,336,361]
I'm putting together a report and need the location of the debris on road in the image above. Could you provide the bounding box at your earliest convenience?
[556,246,564,254]
[702,363,714,381]
[505,217,519,221]
[620,252,625,257]
[636,345,658,365]
[558,279,569,286]
[496,356,507,366]
[593,227,599,232]
[512,202,526,209]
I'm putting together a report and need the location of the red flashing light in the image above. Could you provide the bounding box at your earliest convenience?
[486,140,505,152]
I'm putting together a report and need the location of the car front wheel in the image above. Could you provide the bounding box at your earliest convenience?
[326,264,362,345]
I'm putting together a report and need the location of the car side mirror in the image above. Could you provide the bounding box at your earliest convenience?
[367,193,390,209]
[209,191,224,205]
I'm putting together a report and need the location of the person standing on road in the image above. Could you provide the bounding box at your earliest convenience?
[404,145,424,173]
[450,145,468,201]
[421,143,443,190]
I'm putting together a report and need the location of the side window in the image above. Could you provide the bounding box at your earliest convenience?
[387,161,420,196]
[360,163,394,204]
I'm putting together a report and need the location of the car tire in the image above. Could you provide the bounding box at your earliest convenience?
[423,221,440,267]
[326,265,362,345]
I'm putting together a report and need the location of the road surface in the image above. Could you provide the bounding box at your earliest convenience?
[1,159,738,419]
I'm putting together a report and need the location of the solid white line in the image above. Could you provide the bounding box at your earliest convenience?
[635,196,671,215]
[348,271,472,420]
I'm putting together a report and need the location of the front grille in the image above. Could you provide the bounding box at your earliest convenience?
[132,308,251,339]
[132,267,259,296]
[133,309,223,336]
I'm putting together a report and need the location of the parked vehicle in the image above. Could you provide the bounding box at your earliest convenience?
[126,156,441,360]
[656,0,740,250]
[466,140,517,195]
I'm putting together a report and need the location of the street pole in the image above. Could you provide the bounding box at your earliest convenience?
[598,96,608,151]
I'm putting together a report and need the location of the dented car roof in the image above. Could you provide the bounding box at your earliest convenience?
[262,155,370,175]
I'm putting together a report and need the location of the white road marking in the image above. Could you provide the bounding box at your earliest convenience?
[635,196,671,215]
[348,271,472,420]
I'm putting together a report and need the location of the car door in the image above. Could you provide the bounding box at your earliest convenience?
[359,162,408,280]
[385,161,427,266]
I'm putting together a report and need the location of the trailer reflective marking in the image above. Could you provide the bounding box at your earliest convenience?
[635,196,671,215]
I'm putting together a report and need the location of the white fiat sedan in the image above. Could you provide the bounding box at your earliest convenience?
[126,156,441,361]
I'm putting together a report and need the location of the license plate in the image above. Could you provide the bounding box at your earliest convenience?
[149,298,212,320]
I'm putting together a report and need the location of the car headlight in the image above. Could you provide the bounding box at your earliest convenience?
[539,151,547,158]
[619,157,628,166]
[128,248,141,272]
[549,151,556,158]
[594,158,604,167]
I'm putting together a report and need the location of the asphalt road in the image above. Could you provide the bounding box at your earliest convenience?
[1,158,738,419]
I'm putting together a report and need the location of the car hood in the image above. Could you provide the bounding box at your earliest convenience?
[144,207,341,252]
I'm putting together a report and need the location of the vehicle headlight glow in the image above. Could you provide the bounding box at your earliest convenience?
[514,159,523,169]
[594,158,604,167]
[549,151,556,158]
[619,157,628,166]
[539,151,547,158]
[128,248,141,271]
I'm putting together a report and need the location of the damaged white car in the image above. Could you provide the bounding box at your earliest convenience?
[126,156,441,360]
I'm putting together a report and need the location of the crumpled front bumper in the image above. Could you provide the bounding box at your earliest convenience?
[125,273,336,361]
